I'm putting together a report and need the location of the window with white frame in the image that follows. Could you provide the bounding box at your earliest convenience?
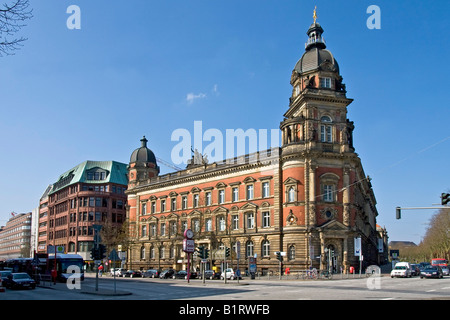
[141,225,147,237]
[232,215,239,230]
[288,186,296,202]
[320,116,333,143]
[246,185,254,200]
[205,218,212,231]
[320,77,331,88]
[150,223,156,236]
[218,189,225,204]
[193,194,199,208]
[161,199,166,212]
[262,240,270,257]
[160,222,166,236]
[151,201,156,214]
[181,196,187,209]
[262,182,270,198]
[218,216,226,231]
[323,184,335,202]
[171,198,176,211]
[246,241,254,257]
[206,192,212,206]
[232,187,239,202]
[247,212,255,229]
[262,211,270,228]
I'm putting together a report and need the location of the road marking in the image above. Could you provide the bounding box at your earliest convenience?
[426,289,436,292]
[381,297,395,300]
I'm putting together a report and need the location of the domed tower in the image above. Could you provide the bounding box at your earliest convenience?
[128,136,159,187]
[280,9,369,271]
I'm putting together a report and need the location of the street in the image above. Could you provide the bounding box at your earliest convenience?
[1,273,449,301]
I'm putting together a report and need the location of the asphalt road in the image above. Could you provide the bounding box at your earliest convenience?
[1,273,449,301]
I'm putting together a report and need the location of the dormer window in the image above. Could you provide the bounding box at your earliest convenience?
[86,168,109,181]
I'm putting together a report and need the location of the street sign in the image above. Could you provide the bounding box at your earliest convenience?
[354,237,361,256]
[183,239,195,253]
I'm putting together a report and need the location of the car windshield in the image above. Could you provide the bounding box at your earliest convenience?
[424,266,437,271]
[13,273,31,279]
[395,266,406,270]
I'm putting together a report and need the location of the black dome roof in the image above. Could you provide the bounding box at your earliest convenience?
[294,21,339,75]
[130,136,157,164]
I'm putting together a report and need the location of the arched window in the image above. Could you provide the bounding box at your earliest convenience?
[262,240,270,257]
[288,187,296,202]
[288,245,295,261]
[320,116,333,143]
[140,246,146,260]
[246,241,254,258]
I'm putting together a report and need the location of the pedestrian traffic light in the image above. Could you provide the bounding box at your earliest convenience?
[196,246,205,259]
[396,207,401,220]
[441,193,450,205]
[275,251,282,262]
[225,247,230,258]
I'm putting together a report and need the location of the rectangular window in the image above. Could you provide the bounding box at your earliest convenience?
[232,187,239,202]
[323,185,334,202]
[246,185,254,200]
[205,218,212,232]
[141,203,147,215]
[218,190,225,204]
[193,194,199,208]
[232,215,239,230]
[247,213,254,229]
[182,196,187,209]
[320,77,331,88]
[160,223,166,236]
[262,182,270,198]
[161,199,166,212]
[151,201,156,214]
[206,192,211,206]
[262,211,270,228]
[171,198,176,211]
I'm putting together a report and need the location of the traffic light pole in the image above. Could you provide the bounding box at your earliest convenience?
[396,206,449,219]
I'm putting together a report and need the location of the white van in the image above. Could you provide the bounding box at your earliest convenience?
[390,262,412,278]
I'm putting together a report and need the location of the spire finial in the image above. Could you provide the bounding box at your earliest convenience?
[313,6,317,23]
[140,136,148,147]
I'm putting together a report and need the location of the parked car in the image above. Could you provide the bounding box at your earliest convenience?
[440,265,449,276]
[142,269,161,278]
[4,272,36,290]
[110,268,127,277]
[202,270,221,280]
[173,270,198,279]
[159,269,175,279]
[221,268,242,280]
[420,266,443,279]
[0,270,12,285]
[390,265,411,278]
[124,270,142,278]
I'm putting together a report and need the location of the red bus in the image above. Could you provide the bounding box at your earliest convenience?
[431,258,448,267]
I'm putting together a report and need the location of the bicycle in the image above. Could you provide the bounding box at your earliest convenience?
[320,270,333,280]
[303,268,318,280]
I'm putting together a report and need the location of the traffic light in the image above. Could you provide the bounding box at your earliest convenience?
[275,251,282,262]
[441,193,450,205]
[225,247,230,258]
[90,247,99,260]
[196,246,205,259]
[99,244,107,259]
[204,248,209,259]
[396,207,401,220]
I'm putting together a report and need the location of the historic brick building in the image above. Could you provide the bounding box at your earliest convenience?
[125,18,385,274]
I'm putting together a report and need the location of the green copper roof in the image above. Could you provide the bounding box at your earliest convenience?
[49,160,128,195]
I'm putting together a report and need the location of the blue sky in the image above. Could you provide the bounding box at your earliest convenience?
[1,0,449,245]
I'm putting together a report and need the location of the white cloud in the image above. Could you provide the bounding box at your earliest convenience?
[186,92,207,105]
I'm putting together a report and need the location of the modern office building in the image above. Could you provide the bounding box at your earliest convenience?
[0,212,32,260]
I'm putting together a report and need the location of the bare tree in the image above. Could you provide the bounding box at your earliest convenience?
[0,0,33,56]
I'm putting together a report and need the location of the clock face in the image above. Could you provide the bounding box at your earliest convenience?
[184,229,194,239]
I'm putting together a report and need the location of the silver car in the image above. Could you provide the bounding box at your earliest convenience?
[440,265,449,276]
